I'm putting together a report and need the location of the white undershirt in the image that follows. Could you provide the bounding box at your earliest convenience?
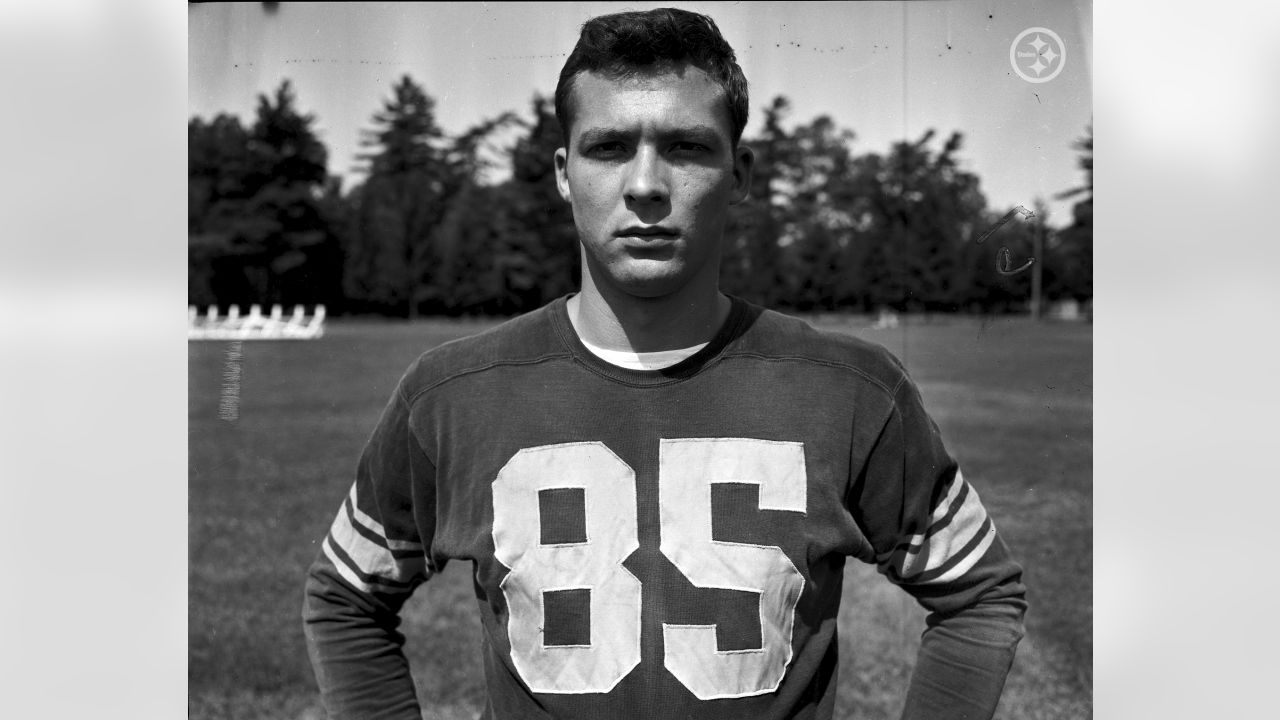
[579,337,709,370]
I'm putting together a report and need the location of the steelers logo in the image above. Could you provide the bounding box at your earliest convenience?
[1009,27,1066,84]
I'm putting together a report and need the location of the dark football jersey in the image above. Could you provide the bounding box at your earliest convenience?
[305,296,1025,719]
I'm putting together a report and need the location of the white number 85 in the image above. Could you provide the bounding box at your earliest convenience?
[492,438,807,699]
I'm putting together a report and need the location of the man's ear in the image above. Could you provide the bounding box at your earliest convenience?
[729,143,755,205]
[554,147,571,203]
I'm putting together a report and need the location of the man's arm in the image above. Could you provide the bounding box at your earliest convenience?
[303,556,423,719]
[301,384,438,719]
[899,579,1026,720]
[849,373,1027,720]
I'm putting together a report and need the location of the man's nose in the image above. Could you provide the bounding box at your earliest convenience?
[623,147,669,205]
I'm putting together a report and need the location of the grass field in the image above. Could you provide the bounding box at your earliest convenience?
[189,314,1091,719]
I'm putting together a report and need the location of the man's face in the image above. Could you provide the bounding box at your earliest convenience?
[555,65,753,299]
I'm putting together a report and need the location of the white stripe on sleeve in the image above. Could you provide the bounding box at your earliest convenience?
[884,470,995,583]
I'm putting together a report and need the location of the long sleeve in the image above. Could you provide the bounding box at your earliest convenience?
[848,373,1027,720]
[302,383,439,719]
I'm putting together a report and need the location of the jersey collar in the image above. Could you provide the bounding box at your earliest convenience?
[549,294,756,386]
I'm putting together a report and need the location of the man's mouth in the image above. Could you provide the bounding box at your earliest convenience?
[615,226,680,241]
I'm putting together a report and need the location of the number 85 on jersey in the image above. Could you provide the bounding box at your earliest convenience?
[492,438,807,699]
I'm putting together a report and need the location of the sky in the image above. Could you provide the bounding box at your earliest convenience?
[190,0,1092,226]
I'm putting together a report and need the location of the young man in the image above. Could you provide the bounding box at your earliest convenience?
[304,8,1025,719]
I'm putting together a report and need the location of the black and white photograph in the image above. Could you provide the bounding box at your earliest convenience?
[186,2,1093,718]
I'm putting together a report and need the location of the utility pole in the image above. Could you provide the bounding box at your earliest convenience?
[1030,222,1044,320]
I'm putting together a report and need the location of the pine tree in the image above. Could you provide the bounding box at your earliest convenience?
[500,96,579,310]
[348,75,454,317]
[243,80,333,306]
[187,81,335,307]
[1050,125,1093,301]
[852,130,989,311]
[722,96,789,307]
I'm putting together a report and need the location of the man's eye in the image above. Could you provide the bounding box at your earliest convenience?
[671,142,709,156]
[588,142,627,157]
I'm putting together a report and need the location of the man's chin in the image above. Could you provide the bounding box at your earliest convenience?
[606,261,692,298]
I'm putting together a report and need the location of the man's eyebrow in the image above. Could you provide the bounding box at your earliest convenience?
[576,127,628,146]
[663,124,722,144]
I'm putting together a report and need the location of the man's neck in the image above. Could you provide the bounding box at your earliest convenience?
[568,278,731,353]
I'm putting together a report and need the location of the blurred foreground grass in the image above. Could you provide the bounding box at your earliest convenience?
[189,313,1090,719]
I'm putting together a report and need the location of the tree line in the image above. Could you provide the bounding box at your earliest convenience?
[189,77,1092,317]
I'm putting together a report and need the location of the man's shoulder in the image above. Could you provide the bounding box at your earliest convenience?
[396,300,571,400]
[731,303,909,397]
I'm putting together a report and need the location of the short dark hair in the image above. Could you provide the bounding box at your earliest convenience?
[554,8,749,147]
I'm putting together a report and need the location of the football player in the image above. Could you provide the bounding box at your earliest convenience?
[303,8,1026,719]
